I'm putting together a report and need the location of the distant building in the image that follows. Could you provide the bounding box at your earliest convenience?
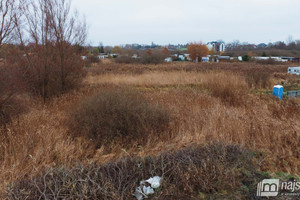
[292,58,300,62]
[202,57,209,62]
[184,54,192,61]
[257,43,267,48]
[171,54,189,61]
[218,56,231,62]
[253,57,288,62]
[281,57,300,62]
[132,54,139,59]
[178,55,185,61]
[207,41,226,52]
[165,57,172,62]
[97,53,109,60]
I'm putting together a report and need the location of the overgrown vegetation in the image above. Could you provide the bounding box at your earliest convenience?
[6,143,264,200]
[0,0,299,198]
[246,71,271,89]
[69,88,171,148]
[115,53,165,64]
[1,62,299,198]
[0,64,25,125]
[204,72,249,106]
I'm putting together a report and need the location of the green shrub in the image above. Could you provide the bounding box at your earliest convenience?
[69,88,171,148]
[242,55,250,61]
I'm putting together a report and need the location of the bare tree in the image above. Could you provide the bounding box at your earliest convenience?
[19,0,54,102]
[0,0,18,46]
[47,0,87,91]
[20,0,87,102]
[0,0,23,125]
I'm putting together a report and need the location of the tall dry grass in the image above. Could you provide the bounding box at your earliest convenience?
[149,90,300,174]
[86,61,290,76]
[84,70,300,175]
[0,97,95,193]
[85,70,246,88]
[0,63,299,196]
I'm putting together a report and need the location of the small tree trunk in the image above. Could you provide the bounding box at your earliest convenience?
[60,48,65,92]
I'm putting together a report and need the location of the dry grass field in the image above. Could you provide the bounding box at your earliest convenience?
[1,61,300,199]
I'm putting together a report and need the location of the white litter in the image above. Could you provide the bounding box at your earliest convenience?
[145,176,162,189]
[143,185,154,195]
[133,186,145,200]
[133,176,162,200]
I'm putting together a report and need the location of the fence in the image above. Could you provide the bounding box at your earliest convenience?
[287,90,300,98]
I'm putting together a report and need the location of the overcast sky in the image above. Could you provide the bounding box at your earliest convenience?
[72,0,300,46]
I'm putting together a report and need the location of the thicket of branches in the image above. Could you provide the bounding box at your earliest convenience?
[6,144,262,199]
[0,0,87,124]
[18,0,87,102]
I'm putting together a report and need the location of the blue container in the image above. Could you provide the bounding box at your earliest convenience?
[272,85,283,100]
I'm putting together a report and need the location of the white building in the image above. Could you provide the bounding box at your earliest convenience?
[207,41,226,52]
[202,57,209,62]
[253,57,288,62]
[165,57,172,62]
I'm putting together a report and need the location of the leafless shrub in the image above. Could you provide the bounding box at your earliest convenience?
[68,88,171,148]
[115,56,139,64]
[0,63,26,125]
[255,58,277,65]
[115,49,165,65]
[140,53,164,64]
[0,0,25,125]
[18,0,87,102]
[6,143,262,200]
[87,54,101,64]
[0,0,21,46]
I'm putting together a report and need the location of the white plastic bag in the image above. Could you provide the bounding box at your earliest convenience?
[145,176,162,189]
[133,176,162,200]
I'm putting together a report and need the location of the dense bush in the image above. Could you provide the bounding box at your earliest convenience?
[20,45,87,102]
[6,144,263,200]
[0,64,26,125]
[140,53,165,64]
[87,54,101,64]
[69,88,171,148]
[115,56,139,64]
[242,55,250,61]
[255,58,277,65]
[115,54,164,65]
